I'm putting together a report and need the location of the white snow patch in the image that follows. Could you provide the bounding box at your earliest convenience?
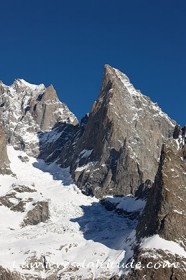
[141,235,186,258]
[173,210,183,215]
[79,149,93,159]
[75,163,91,172]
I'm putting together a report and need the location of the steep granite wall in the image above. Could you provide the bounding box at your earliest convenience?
[69,65,176,197]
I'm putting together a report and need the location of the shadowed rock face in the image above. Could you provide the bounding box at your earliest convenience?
[124,138,186,280]
[69,65,175,197]
[137,139,186,246]
[0,125,11,174]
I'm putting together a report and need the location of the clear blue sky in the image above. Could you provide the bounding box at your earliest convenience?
[0,0,186,125]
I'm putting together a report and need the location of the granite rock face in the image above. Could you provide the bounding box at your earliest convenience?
[124,137,186,280]
[68,65,175,197]
[0,124,11,174]
[137,139,186,245]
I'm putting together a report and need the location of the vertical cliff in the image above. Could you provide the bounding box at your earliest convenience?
[0,125,11,174]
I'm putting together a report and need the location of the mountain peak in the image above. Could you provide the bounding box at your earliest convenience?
[104,64,114,73]
[12,79,45,91]
[0,78,78,156]
[103,64,141,99]
[65,65,176,197]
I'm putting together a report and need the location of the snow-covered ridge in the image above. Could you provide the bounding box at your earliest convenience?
[1,78,45,92]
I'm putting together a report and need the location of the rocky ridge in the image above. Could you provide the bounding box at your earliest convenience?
[0,79,77,156]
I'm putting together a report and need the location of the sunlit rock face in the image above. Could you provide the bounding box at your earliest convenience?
[68,65,175,197]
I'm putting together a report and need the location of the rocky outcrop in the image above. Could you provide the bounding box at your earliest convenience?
[0,184,36,212]
[124,138,186,279]
[137,139,186,245]
[0,266,21,280]
[0,124,11,174]
[68,65,175,197]
[22,201,49,226]
[0,184,49,228]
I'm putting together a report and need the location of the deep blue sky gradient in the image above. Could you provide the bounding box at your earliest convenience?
[0,0,186,125]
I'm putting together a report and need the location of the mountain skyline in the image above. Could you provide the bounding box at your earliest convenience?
[0,65,186,279]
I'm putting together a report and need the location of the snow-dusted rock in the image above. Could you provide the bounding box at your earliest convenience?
[0,79,77,156]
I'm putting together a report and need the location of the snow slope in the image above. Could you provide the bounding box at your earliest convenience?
[0,149,185,279]
[0,146,139,279]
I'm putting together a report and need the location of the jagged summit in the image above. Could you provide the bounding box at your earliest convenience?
[103,64,174,125]
[104,64,135,84]
[0,78,45,92]
[0,79,78,156]
[104,64,141,96]
[67,64,176,197]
